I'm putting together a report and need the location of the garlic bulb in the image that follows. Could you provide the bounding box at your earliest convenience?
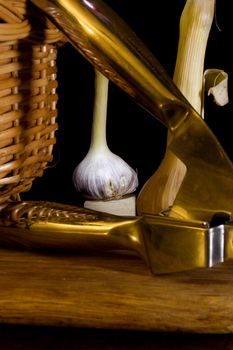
[73,69,138,200]
[73,148,138,200]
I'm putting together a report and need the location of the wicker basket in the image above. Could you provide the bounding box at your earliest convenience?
[0,0,65,208]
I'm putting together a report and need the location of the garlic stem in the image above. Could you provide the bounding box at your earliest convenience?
[173,0,215,113]
[89,69,108,151]
[137,0,215,216]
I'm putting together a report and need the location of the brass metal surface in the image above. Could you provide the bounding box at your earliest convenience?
[0,201,215,274]
[143,215,210,274]
[0,201,145,257]
[30,0,233,223]
[224,223,233,261]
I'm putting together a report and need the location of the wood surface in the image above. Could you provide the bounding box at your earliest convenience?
[1,247,233,333]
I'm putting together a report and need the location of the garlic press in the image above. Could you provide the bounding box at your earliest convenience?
[0,0,232,274]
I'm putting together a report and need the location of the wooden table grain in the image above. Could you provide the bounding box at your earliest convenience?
[1,247,233,333]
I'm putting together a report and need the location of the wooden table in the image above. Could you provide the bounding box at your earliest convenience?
[1,247,233,334]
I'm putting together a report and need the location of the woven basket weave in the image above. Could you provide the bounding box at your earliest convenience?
[0,0,65,208]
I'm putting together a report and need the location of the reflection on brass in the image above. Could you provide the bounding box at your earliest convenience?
[0,202,145,258]
[30,0,233,223]
[0,201,214,274]
[1,201,233,274]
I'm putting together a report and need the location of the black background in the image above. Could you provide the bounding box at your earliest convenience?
[22,0,233,206]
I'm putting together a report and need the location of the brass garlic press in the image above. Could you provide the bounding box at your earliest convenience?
[0,201,233,274]
[0,0,232,274]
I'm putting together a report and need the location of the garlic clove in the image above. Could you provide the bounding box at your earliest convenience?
[73,148,138,200]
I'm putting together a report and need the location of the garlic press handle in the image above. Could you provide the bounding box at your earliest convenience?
[30,0,193,131]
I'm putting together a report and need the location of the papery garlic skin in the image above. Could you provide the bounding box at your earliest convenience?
[73,149,138,200]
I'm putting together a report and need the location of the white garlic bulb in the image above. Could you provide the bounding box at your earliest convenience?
[73,148,138,200]
[73,69,138,200]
